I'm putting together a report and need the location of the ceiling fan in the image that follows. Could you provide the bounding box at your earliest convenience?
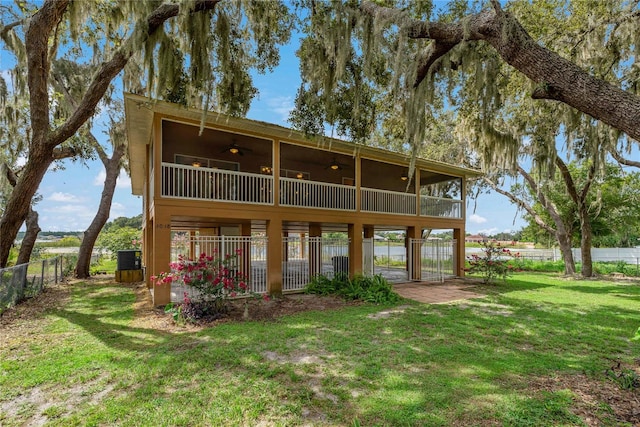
[325,157,350,171]
[221,142,253,156]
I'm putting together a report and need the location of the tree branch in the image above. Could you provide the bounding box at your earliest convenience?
[0,18,25,53]
[51,145,78,160]
[360,0,640,142]
[48,0,221,149]
[85,130,109,165]
[25,0,70,148]
[1,162,18,187]
[413,41,457,88]
[555,156,580,205]
[484,173,556,235]
[610,149,640,168]
[579,162,597,204]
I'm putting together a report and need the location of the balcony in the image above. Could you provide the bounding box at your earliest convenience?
[161,163,274,204]
[160,163,462,219]
[280,178,356,211]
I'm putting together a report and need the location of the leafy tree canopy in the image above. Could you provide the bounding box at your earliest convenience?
[293,0,639,175]
[0,0,294,267]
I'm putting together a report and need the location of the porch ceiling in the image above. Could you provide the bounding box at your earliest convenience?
[124,93,482,198]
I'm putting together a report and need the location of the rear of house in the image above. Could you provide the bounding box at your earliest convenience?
[124,93,481,305]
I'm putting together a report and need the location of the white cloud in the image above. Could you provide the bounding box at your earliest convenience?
[48,192,79,202]
[44,204,91,215]
[92,169,131,189]
[468,214,487,224]
[266,96,294,122]
[15,154,27,168]
[109,202,127,220]
[40,204,95,231]
[117,170,131,189]
[93,170,106,186]
[477,227,499,236]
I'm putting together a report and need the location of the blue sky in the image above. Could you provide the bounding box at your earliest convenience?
[19,29,526,235]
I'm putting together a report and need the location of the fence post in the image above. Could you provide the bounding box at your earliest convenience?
[41,260,46,292]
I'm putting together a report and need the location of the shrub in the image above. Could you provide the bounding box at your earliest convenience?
[96,226,142,258]
[305,274,400,304]
[152,250,263,322]
[513,259,565,273]
[304,274,338,296]
[466,241,520,284]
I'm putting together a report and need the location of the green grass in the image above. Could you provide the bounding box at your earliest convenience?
[1,273,639,426]
[91,258,117,274]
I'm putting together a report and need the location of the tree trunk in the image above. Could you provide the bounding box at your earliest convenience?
[75,144,125,278]
[0,152,52,267]
[516,167,576,275]
[0,0,220,268]
[555,157,596,278]
[556,228,576,276]
[578,202,594,277]
[16,208,41,265]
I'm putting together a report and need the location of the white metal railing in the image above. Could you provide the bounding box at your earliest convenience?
[420,196,462,218]
[280,178,356,210]
[281,237,350,291]
[408,239,457,281]
[282,236,311,292]
[160,162,464,219]
[362,238,374,276]
[169,234,268,301]
[319,238,350,278]
[361,187,417,215]
[161,162,273,205]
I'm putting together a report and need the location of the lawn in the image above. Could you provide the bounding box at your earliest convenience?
[1,274,639,426]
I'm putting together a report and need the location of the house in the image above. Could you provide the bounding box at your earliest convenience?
[124,93,482,305]
[465,234,488,244]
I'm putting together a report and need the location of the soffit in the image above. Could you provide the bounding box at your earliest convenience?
[124,93,482,196]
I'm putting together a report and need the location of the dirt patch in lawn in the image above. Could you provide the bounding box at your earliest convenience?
[527,367,640,426]
[128,281,361,333]
[0,278,73,330]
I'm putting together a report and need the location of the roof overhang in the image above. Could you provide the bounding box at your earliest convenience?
[124,93,482,196]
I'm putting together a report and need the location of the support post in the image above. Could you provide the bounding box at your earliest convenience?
[151,212,172,305]
[407,226,422,281]
[454,228,465,277]
[348,222,363,277]
[143,219,152,288]
[266,219,283,295]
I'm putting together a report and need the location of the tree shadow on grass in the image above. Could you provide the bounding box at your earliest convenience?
[562,284,640,296]
[31,276,640,426]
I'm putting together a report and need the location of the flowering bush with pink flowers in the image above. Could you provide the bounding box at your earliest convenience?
[465,241,521,284]
[152,250,257,320]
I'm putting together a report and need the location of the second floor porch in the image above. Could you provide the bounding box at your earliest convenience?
[158,161,463,219]
[126,94,480,222]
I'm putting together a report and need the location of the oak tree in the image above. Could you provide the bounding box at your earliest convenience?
[0,0,292,267]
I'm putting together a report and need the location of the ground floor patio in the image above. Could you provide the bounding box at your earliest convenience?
[143,202,466,305]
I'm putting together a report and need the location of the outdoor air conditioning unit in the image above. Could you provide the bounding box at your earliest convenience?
[117,250,142,271]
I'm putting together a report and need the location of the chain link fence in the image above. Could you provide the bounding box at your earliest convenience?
[0,255,76,313]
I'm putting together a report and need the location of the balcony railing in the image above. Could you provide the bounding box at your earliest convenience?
[420,195,462,218]
[160,163,462,219]
[161,163,273,204]
[360,187,416,215]
[280,178,356,210]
